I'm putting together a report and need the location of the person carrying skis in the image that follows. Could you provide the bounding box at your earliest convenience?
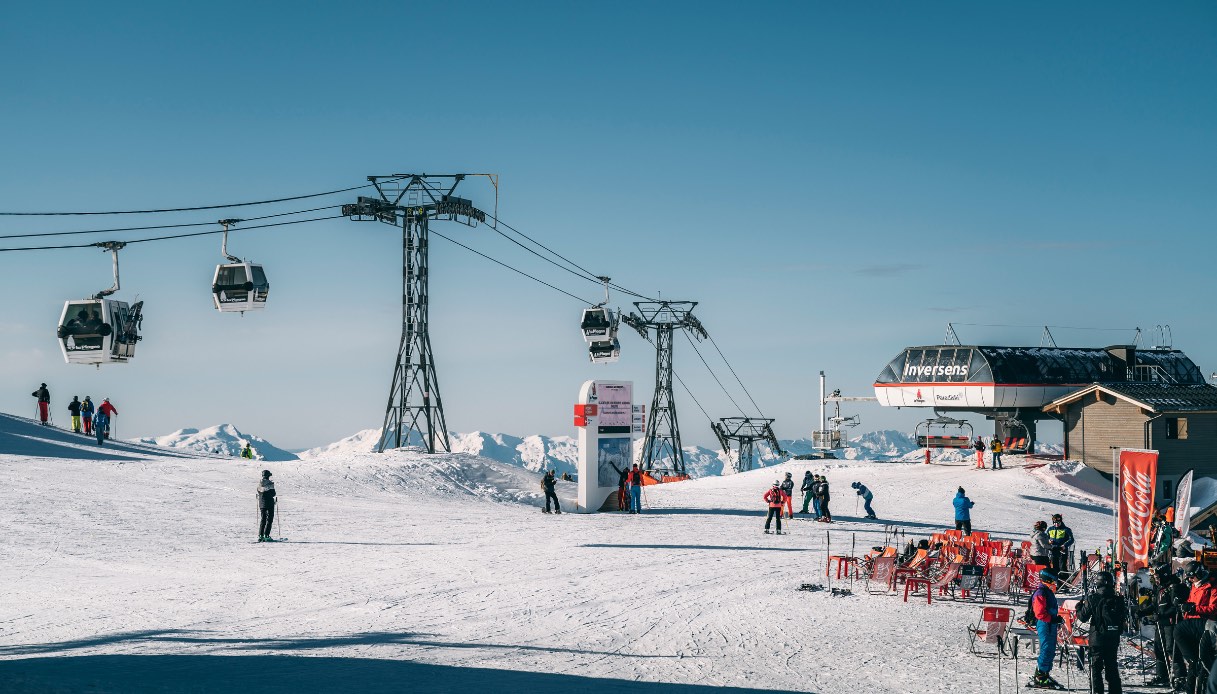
[67,396,82,433]
[31,383,50,426]
[541,469,561,514]
[973,436,986,469]
[80,396,95,435]
[256,470,277,542]
[989,437,1004,469]
[1173,562,1217,692]
[1030,568,1064,689]
[780,472,795,519]
[627,464,644,514]
[1029,520,1052,567]
[952,487,975,536]
[1077,570,1126,694]
[763,481,784,534]
[851,481,876,519]
[1047,513,1074,574]
[798,471,815,515]
[241,443,254,460]
[815,476,832,523]
[97,398,118,439]
[92,406,109,446]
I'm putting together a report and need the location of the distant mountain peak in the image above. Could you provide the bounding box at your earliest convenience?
[135,424,298,461]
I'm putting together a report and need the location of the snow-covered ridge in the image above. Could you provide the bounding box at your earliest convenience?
[133,424,298,461]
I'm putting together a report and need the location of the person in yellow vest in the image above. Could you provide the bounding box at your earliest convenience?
[989,437,1004,469]
[241,443,254,460]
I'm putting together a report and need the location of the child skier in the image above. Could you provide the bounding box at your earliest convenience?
[1030,569,1064,689]
[851,481,877,519]
[763,482,784,534]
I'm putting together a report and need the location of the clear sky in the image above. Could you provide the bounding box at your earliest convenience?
[1,2,1215,450]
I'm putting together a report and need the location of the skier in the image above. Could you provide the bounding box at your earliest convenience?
[1047,513,1074,575]
[256,470,277,542]
[610,462,628,511]
[1151,514,1176,565]
[811,474,824,519]
[990,437,1004,469]
[1148,564,1185,687]
[815,476,832,523]
[1029,568,1064,689]
[31,383,50,426]
[91,406,108,446]
[851,481,877,519]
[1029,520,1051,567]
[97,398,118,439]
[1173,562,1217,693]
[953,487,974,536]
[1077,570,1126,694]
[973,436,986,469]
[798,471,815,514]
[541,469,561,514]
[763,481,784,534]
[780,472,795,519]
[241,443,254,460]
[627,464,644,514]
[80,396,95,435]
[67,396,82,433]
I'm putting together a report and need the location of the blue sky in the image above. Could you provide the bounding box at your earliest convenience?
[1,2,1214,449]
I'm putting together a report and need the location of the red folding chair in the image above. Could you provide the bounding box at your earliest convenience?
[968,606,1013,655]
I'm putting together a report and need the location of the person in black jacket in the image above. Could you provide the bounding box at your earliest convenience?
[256,470,277,542]
[1077,571,1126,694]
[67,396,82,433]
[31,383,50,425]
[1148,564,1187,687]
[541,470,561,514]
[816,477,832,523]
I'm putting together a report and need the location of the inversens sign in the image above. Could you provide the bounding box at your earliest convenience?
[1116,448,1158,572]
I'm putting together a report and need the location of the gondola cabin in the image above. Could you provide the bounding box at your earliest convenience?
[212,262,269,313]
[57,299,144,365]
[580,307,614,342]
[588,338,621,364]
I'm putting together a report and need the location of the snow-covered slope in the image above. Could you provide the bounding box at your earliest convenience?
[133,424,298,461]
[0,420,1119,694]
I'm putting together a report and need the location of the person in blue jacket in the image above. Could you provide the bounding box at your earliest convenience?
[953,487,975,536]
[92,407,109,446]
[851,481,877,519]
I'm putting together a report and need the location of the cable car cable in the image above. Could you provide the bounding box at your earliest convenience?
[0,215,342,253]
[430,229,595,305]
[0,178,405,216]
[683,330,746,417]
[705,333,766,419]
[0,205,342,240]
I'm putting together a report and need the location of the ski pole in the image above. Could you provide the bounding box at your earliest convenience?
[276,500,283,540]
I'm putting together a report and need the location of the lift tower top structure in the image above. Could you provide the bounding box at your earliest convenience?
[342,174,490,454]
[622,301,707,476]
[712,417,782,473]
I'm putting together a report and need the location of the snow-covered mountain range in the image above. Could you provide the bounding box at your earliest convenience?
[132,424,298,461]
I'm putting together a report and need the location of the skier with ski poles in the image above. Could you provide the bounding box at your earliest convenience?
[1029,568,1065,690]
[1147,563,1185,687]
[851,481,877,519]
[91,406,109,446]
[798,471,815,515]
[67,396,82,433]
[1173,562,1217,693]
[780,472,795,519]
[256,470,277,542]
[97,398,118,440]
[31,383,50,426]
[815,475,832,523]
[1076,570,1127,694]
[763,481,784,535]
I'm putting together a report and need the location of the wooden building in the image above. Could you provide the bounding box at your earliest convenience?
[1043,382,1217,501]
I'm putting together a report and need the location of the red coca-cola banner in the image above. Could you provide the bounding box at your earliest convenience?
[1117,449,1158,571]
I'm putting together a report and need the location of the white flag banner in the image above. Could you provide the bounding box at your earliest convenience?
[1175,469,1195,539]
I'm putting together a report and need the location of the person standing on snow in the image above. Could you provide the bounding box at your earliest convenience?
[1030,569,1064,689]
[973,436,986,469]
[92,407,109,446]
[31,383,50,426]
[627,464,644,514]
[763,481,784,534]
[67,396,82,433]
[990,437,1004,469]
[97,398,118,439]
[1172,562,1217,693]
[1030,520,1052,567]
[256,470,277,542]
[609,462,629,511]
[541,470,561,514]
[815,476,832,523]
[798,471,815,515]
[953,487,974,536]
[1047,513,1074,575]
[80,396,95,436]
[241,443,254,460]
[1077,570,1126,694]
[851,481,877,519]
[780,472,795,519]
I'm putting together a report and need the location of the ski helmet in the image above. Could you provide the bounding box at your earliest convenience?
[851,481,860,488]
[1039,568,1060,585]
[1094,571,1114,590]
[262,469,272,478]
[1187,562,1209,581]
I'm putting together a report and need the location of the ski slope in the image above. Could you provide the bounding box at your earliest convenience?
[0,413,1115,694]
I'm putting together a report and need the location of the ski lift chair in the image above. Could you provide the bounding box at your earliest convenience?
[588,337,621,364]
[967,606,1013,655]
[212,262,269,313]
[580,307,614,341]
[57,299,143,365]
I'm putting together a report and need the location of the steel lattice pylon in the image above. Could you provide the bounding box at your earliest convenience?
[712,417,781,473]
[341,174,489,453]
[622,301,707,475]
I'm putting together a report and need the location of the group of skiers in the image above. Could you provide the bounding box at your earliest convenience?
[1141,559,1217,693]
[31,383,117,446]
[973,436,1004,469]
[1028,513,1076,574]
[759,472,880,532]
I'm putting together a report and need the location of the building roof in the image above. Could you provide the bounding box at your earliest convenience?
[1044,382,1217,414]
[875,345,1205,386]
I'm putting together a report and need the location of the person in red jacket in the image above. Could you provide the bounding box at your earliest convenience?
[1173,562,1217,692]
[763,482,784,535]
[98,398,118,439]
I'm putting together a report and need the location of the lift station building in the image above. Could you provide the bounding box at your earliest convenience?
[873,344,1209,455]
